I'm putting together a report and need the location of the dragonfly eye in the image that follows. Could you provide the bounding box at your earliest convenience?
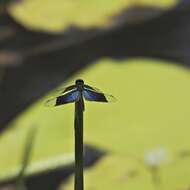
[75,79,84,85]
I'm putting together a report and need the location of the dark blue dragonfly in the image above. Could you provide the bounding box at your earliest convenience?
[45,79,116,107]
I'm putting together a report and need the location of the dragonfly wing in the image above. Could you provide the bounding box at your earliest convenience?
[50,85,76,98]
[84,85,103,93]
[45,90,79,107]
[83,89,116,103]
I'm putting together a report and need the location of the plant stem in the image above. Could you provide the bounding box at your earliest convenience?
[74,98,84,190]
[151,168,161,190]
[16,127,36,190]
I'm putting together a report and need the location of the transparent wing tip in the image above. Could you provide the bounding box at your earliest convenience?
[106,94,117,103]
[44,98,56,107]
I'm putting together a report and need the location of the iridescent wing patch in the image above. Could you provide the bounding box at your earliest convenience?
[45,90,80,106]
[83,87,116,103]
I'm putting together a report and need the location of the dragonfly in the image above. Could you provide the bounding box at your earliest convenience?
[45,79,116,109]
[45,79,116,190]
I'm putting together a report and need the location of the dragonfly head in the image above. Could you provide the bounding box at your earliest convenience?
[75,79,84,90]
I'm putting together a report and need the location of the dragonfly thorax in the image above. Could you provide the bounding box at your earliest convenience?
[75,79,84,91]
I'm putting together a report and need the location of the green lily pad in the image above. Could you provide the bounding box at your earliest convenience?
[0,102,75,179]
[81,60,190,155]
[9,0,178,32]
[60,153,190,190]
[0,58,189,183]
[61,155,146,190]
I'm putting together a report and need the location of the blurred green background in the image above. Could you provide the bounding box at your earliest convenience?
[1,59,190,190]
[9,0,177,31]
[0,0,190,190]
